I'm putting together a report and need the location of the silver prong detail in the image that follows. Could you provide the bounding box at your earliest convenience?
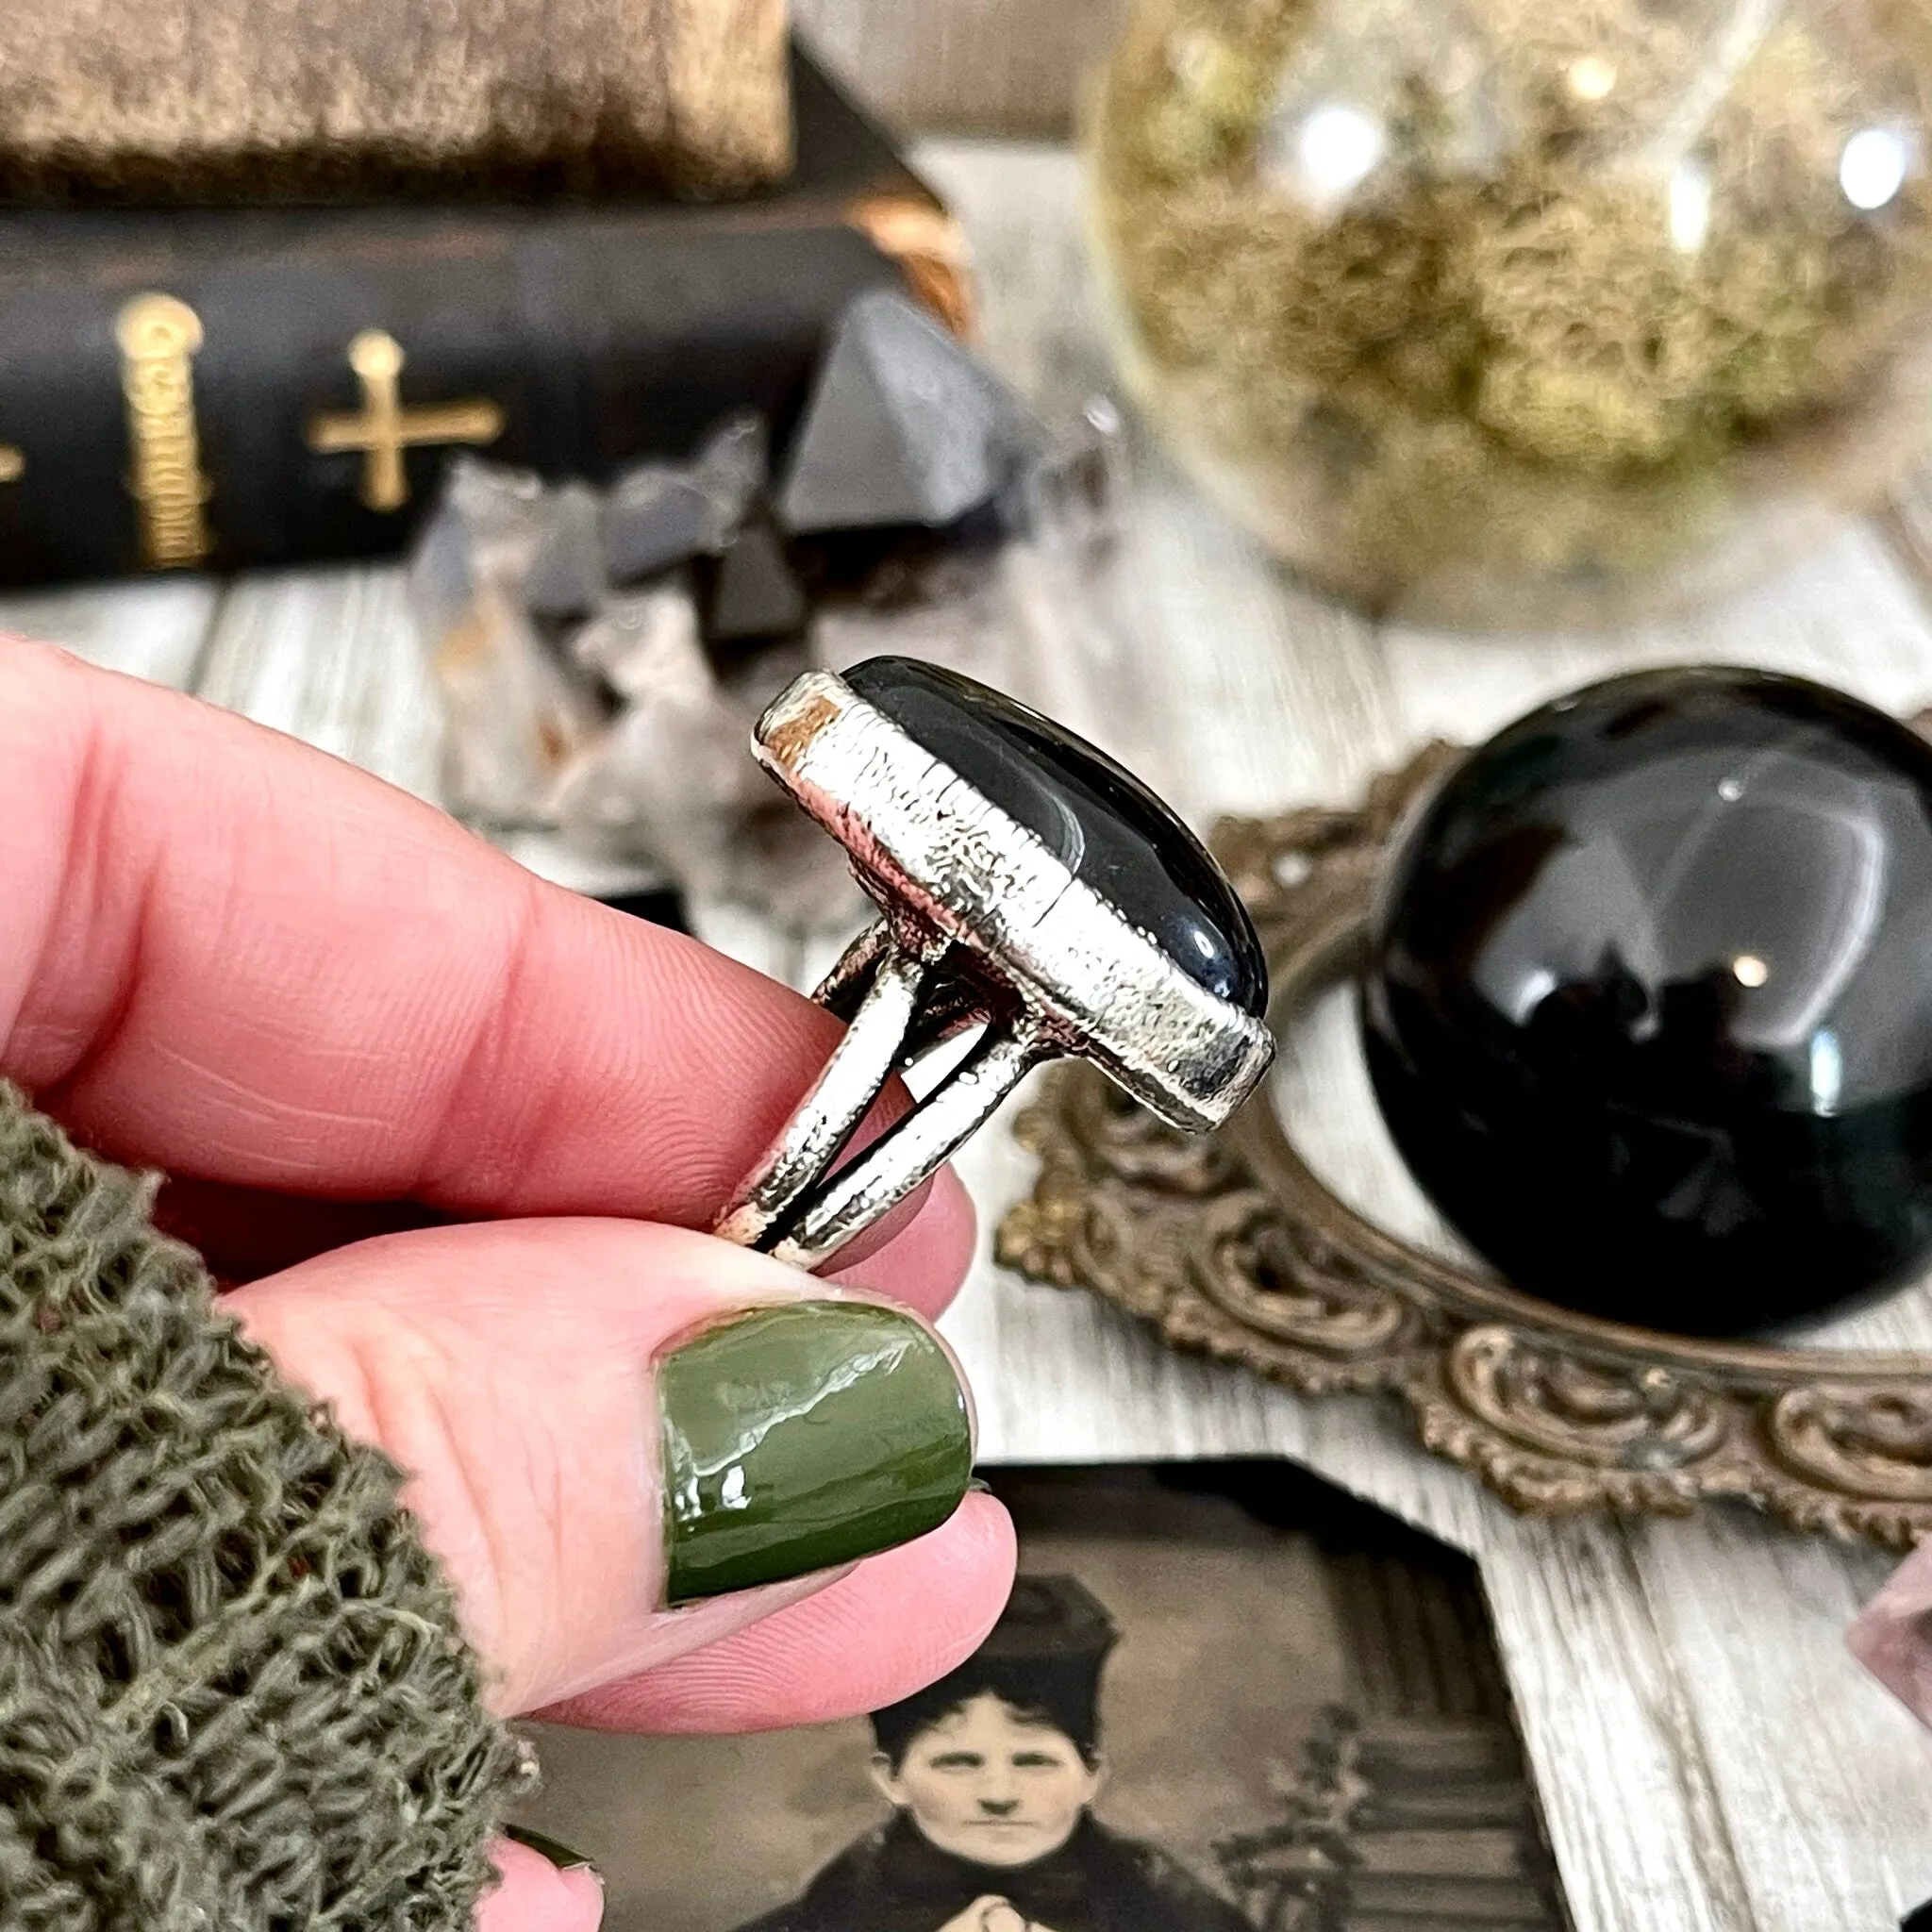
[713,936,930,1251]
[768,1020,1049,1271]
[813,917,893,1023]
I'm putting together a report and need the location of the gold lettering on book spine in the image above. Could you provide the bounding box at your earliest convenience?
[115,293,212,569]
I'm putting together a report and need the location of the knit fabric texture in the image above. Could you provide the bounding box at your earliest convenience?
[0,1083,524,1929]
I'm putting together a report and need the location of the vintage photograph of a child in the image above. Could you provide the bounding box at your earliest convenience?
[736,1574,1249,1932]
[519,1464,1567,1932]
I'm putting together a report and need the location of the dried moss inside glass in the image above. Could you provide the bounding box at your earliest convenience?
[1089,0,1932,627]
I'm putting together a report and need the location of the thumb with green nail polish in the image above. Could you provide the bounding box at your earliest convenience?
[659,1299,975,1605]
[226,1218,1008,1726]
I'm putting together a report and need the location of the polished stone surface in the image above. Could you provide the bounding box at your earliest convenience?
[1364,667,1932,1335]
[846,655,1266,1015]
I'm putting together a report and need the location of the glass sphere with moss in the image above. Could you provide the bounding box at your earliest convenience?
[1087,0,1932,629]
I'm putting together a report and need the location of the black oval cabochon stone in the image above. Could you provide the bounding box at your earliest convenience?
[845,657,1267,1016]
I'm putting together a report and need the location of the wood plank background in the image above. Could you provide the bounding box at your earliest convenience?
[9,128,1932,1932]
[793,0,1124,136]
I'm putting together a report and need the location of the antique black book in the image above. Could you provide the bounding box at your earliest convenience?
[0,52,964,588]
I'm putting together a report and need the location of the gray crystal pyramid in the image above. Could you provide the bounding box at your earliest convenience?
[777,291,1047,534]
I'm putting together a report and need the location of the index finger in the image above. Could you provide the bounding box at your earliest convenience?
[0,640,966,1261]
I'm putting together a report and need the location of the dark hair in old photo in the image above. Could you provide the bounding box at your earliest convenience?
[868,1574,1118,1771]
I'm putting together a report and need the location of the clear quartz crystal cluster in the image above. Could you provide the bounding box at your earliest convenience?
[406,291,1129,925]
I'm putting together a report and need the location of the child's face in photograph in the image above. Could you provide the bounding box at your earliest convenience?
[872,1690,1107,1870]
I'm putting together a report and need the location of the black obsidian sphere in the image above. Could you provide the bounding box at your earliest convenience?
[1363,667,1932,1337]
[845,656,1267,1016]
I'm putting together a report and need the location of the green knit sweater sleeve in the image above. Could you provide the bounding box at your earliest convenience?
[0,1083,524,1930]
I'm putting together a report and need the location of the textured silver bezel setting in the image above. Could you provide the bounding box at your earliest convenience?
[712,667,1274,1272]
[754,670,1274,1128]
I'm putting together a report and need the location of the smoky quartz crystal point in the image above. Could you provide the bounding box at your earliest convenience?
[1364,666,1932,1336]
[845,656,1266,1015]
[778,291,1049,534]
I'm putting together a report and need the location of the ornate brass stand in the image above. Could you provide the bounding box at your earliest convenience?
[998,746,1932,1547]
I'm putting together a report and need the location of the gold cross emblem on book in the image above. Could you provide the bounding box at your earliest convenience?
[308,330,505,513]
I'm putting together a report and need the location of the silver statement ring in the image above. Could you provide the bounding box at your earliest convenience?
[714,657,1275,1270]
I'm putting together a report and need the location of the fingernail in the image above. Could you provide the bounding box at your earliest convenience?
[658,1298,974,1605]
[503,1824,601,1877]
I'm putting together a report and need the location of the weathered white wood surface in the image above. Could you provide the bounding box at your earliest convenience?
[0,575,218,688]
[194,569,443,802]
[794,0,1125,137]
[17,140,1932,1932]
